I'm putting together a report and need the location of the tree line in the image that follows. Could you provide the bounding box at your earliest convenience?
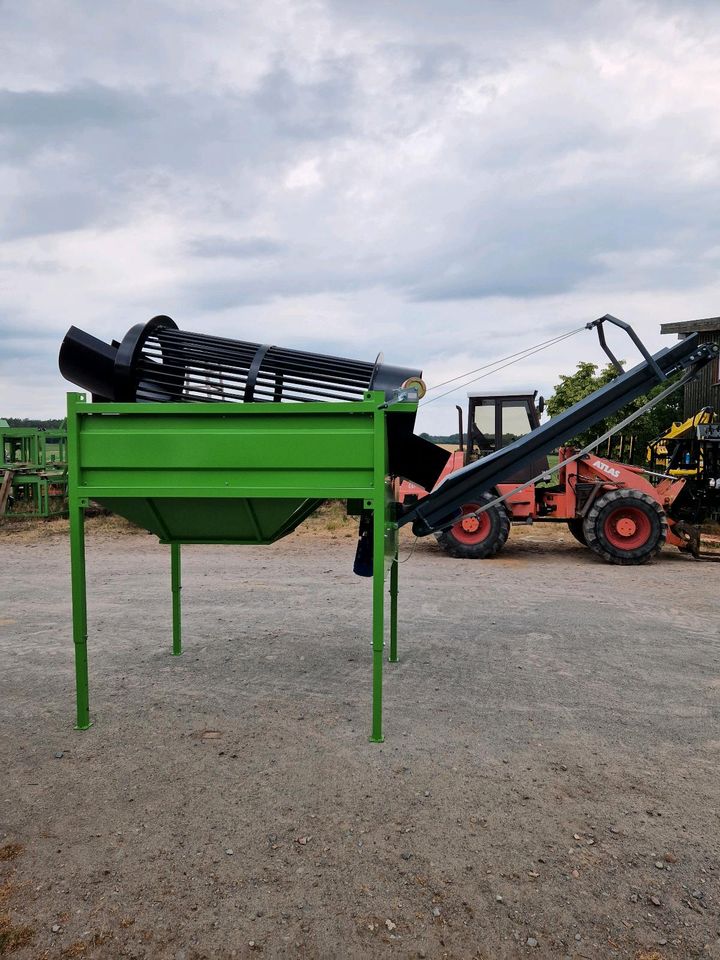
[3,418,67,430]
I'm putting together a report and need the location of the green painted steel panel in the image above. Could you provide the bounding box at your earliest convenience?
[79,422,374,467]
[97,495,323,544]
[79,467,374,494]
[67,393,416,545]
[72,401,382,507]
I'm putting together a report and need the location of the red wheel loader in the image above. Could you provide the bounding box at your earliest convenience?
[396,316,719,565]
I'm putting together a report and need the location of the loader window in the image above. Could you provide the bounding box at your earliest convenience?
[475,403,495,437]
[501,401,533,445]
[473,403,495,445]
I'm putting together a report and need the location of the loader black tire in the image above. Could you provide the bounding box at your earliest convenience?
[435,493,510,559]
[583,489,667,565]
[566,518,587,546]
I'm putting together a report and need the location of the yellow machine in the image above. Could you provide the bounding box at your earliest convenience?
[647,408,715,476]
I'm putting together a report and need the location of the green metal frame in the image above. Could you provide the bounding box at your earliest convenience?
[3,428,42,467]
[67,391,409,741]
[1,426,68,518]
[2,426,68,469]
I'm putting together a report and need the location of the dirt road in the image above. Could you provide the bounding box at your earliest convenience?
[1,517,718,959]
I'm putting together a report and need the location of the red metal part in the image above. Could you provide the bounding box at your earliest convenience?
[494,481,535,517]
[396,442,689,551]
[576,454,656,497]
[602,504,653,550]
[451,503,493,544]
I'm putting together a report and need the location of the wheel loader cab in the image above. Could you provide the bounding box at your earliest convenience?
[465,392,547,481]
[466,391,542,460]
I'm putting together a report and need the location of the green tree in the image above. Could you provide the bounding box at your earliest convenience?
[546,361,682,461]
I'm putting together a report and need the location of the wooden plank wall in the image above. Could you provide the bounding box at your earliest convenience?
[683,332,720,418]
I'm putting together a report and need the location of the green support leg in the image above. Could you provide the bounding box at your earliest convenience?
[370,506,385,743]
[171,542,182,656]
[69,502,92,729]
[388,552,399,663]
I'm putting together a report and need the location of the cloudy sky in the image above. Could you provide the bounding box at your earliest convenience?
[2,0,720,432]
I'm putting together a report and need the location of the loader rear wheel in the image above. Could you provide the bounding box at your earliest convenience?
[566,518,587,546]
[583,489,667,565]
[435,494,510,559]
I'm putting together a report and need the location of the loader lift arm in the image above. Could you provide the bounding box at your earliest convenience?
[400,316,719,537]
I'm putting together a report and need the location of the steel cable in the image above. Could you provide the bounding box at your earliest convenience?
[420,326,585,406]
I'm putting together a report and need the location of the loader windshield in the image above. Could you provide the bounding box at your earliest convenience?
[501,400,533,445]
[469,394,537,457]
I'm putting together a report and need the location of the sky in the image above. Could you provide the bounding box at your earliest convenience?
[1,0,720,433]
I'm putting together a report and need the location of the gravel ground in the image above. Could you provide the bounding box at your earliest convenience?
[1,515,719,960]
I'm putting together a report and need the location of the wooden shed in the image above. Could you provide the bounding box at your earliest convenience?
[660,317,720,418]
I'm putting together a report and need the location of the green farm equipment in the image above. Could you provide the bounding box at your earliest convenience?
[1,425,68,518]
[58,313,718,738]
[59,317,444,741]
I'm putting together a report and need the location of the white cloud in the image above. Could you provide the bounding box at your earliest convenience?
[1,0,720,432]
[284,157,323,190]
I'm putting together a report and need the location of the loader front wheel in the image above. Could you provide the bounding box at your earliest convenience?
[435,494,510,559]
[583,489,666,565]
[566,518,587,546]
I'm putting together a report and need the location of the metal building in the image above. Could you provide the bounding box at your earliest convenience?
[661,317,720,417]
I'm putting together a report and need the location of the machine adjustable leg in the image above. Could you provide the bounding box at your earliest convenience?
[389,553,398,663]
[171,543,182,656]
[70,502,92,730]
[370,506,385,743]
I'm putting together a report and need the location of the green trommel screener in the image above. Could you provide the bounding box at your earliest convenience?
[59,313,718,739]
[58,316,450,742]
